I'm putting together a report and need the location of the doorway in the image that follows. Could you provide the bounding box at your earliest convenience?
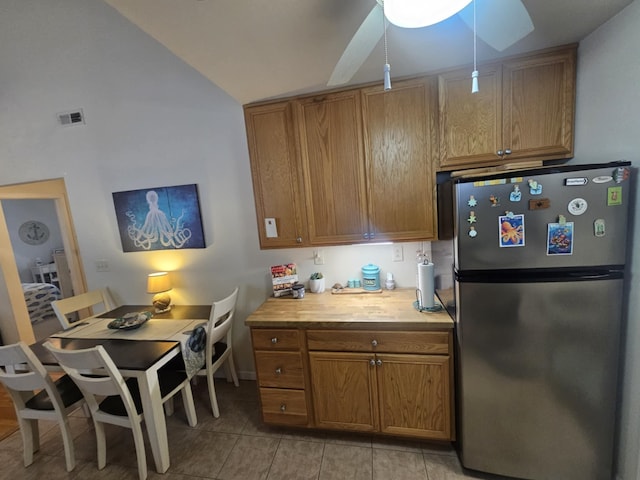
[0,178,87,345]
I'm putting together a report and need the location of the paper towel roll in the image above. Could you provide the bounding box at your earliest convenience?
[417,262,435,309]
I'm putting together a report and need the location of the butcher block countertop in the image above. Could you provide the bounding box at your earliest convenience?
[245,288,453,330]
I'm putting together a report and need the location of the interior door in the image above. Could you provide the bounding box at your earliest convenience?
[0,179,87,344]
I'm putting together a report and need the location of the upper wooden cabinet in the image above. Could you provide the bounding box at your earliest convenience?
[295,90,369,245]
[244,44,577,248]
[438,45,577,170]
[361,77,437,242]
[244,101,308,248]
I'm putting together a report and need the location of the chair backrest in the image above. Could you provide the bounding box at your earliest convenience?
[0,341,66,412]
[206,287,239,356]
[43,341,138,419]
[52,288,116,329]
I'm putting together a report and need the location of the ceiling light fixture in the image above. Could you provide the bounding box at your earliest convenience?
[471,0,479,93]
[382,1,391,91]
[384,0,472,28]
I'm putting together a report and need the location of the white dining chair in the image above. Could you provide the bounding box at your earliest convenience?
[44,341,198,480]
[51,288,116,330]
[194,287,240,417]
[0,341,84,472]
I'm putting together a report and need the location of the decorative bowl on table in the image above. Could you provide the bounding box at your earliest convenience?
[107,311,153,330]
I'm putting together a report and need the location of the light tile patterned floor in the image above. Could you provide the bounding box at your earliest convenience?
[0,379,513,480]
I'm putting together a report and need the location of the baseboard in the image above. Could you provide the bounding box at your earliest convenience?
[238,370,256,381]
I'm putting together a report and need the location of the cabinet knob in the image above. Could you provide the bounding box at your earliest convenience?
[363,232,369,239]
[376,359,382,366]
[505,148,512,155]
[497,149,504,156]
[280,404,286,412]
[296,237,303,243]
[369,232,375,239]
[275,367,282,375]
[369,359,376,366]
[271,337,278,344]
[371,339,378,347]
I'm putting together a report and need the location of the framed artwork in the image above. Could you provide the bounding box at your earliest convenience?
[547,222,574,255]
[112,184,205,252]
[499,213,525,247]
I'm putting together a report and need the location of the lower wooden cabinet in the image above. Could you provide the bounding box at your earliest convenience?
[309,351,451,440]
[250,326,454,441]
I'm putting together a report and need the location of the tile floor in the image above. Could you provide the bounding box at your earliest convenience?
[0,379,511,480]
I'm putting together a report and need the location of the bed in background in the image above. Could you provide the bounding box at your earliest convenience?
[21,282,61,323]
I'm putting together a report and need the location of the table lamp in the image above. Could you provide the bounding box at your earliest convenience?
[147,271,172,313]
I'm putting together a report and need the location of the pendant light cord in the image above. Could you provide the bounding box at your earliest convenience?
[471,0,479,93]
[383,1,391,90]
[473,0,477,71]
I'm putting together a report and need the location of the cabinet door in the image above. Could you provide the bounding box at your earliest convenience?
[296,91,369,245]
[362,77,437,241]
[502,47,576,161]
[438,63,503,169]
[309,351,378,432]
[376,353,451,440]
[244,101,307,248]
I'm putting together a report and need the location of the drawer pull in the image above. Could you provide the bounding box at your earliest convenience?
[275,367,282,375]
[280,403,287,412]
[369,359,375,366]
[271,337,278,344]
[376,359,382,366]
[371,339,378,347]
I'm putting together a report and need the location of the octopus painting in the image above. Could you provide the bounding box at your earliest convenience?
[499,214,525,247]
[113,184,206,252]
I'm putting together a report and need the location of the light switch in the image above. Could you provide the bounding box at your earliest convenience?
[265,218,278,238]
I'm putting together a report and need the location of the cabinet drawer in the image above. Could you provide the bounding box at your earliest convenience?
[255,351,305,388]
[252,328,301,350]
[307,330,450,355]
[260,387,308,425]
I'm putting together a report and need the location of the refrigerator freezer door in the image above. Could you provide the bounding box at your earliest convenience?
[455,277,623,480]
[454,164,631,271]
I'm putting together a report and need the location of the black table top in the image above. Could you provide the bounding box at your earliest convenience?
[31,337,179,371]
[97,305,211,320]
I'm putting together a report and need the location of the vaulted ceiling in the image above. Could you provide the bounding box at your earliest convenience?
[103,0,633,105]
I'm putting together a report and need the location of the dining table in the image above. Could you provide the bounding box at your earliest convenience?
[30,304,211,474]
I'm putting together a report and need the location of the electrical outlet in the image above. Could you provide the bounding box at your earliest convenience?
[392,245,403,262]
[314,250,325,265]
[95,260,110,272]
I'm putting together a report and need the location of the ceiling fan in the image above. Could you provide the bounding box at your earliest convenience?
[328,0,534,87]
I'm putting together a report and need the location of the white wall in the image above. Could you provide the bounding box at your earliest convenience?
[0,0,429,377]
[572,1,640,478]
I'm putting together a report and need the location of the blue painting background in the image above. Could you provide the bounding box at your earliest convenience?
[112,184,205,252]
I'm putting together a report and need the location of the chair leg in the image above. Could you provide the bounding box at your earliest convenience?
[59,418,76,472]
[163,397,175,417]
[206,372,220,418]
[181,383,197,427]
[130,421,148,480]
[18,418,38,467]
[94,420,107,470]
[227,355,240,387]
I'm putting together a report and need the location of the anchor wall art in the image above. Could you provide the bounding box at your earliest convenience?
[112,184,205,252]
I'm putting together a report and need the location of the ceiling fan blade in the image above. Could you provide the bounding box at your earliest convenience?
[328,4,385,86]
[458,0,534,52]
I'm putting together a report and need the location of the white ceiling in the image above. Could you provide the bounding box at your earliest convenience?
[103,0,633,105]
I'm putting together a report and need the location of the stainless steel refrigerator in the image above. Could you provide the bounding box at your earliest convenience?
[449,161,632,480]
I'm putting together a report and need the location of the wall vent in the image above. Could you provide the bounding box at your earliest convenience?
[57,109,85,127]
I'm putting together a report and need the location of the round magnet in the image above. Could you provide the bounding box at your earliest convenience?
[468,226,477,238]
[567,198,588,215]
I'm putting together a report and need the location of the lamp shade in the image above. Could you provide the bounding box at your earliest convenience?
[147,272,171,294]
